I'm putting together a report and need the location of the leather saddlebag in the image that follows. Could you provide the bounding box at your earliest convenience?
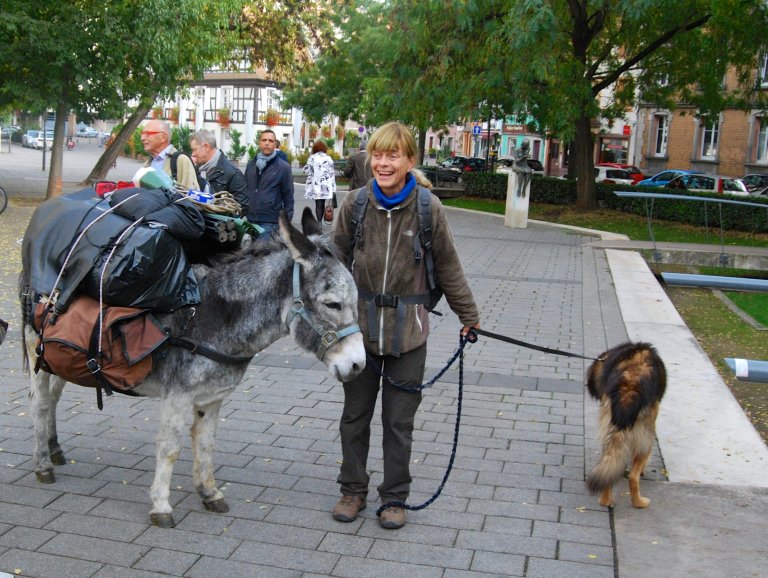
[34,295,168,392]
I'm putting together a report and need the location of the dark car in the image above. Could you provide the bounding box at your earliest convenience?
[741,173,768,193]
[436,156,487,182]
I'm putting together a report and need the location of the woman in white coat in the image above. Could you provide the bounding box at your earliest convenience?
[303,140,337,224]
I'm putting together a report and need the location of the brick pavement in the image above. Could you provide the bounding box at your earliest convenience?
[0,143,765,577]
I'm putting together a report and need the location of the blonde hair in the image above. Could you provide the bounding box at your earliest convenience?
[411,168,433,190]
[367,122,417,159]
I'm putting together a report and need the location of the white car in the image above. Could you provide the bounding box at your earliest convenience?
[594,166,634,185]
[22,130,54,150]
[665,174,749,196]
[76,127,99,138]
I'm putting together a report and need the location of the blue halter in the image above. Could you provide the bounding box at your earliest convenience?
[285,262,361,361]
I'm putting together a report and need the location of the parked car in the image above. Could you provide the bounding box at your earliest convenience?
[596,162,645,184]
[496,158,545,176]
[75,126,99,138]
[741,173,768,193]
[21,130,54,150]
[664,173,748,195]
[594,166,634,185]
[636,169,703,187]
[436,156,487,182]
[0,126,20,139]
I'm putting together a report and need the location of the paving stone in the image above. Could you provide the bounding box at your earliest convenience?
[186,556,301,578]
[468,550,526,576]
[39,532,148,566]
[331,555,443,578]
[0,548,101,578]
[229,541,339,574]
[526,556,615,578]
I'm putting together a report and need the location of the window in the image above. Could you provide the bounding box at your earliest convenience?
[267,89,282,111]
[756,118,768,162]
[758,53,768,88]
[653,115,668,156]
[221,87,233,110]
[699,122,719,160]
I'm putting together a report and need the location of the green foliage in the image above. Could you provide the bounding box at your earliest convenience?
[283,0,768,207]
[172,126,192,155]
[324,137,336,150]
[247,144,258,161]
[296,148,311,167]
[228,129,247,162]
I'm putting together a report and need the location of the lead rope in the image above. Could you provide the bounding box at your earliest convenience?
[373,330,474,517]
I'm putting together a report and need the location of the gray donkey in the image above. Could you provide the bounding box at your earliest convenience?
[20,209,365,527]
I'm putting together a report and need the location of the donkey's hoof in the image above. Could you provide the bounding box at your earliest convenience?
[50,450,66,466]
[150,513,176,528]
[203,498,230,513]
[36,469,55,484]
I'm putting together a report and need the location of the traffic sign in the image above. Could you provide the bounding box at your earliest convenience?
[472,125,482,135]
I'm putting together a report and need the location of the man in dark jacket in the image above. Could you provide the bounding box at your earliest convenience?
[245,129,294,233]
[343,147,372,190]
[190,130,249,215]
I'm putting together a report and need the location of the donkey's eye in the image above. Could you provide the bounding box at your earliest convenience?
[324,302,342,310]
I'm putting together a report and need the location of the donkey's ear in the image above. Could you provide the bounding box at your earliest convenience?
[301,207,322,236]
[279,210,317,268]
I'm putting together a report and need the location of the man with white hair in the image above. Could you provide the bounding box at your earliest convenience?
[190,130,249,215]
[140,119,200,192]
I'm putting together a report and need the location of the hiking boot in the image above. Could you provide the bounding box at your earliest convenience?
[379,506,406,529]
[332,495,366,522]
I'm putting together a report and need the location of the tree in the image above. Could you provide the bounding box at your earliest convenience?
[283,0,768,207]
[1,0,242,198]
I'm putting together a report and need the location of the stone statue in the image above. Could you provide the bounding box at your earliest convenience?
[511,141,534,197]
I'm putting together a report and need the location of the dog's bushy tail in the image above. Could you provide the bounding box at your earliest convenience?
[586,424,631,494]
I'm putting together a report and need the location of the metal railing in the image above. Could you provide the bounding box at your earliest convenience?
[614,191,768,263]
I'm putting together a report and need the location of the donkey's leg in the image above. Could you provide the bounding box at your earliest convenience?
[191,398,229,513]
[149,392,188,528]
[47,375,66,465]
[29,369,56,483]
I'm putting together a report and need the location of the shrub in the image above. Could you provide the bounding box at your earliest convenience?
[296,148,310,167]
[462,174,768,233]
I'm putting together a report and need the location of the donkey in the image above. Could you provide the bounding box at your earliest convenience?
[20,209,365,527]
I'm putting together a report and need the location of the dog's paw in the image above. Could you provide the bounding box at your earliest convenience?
[632,496,650,508]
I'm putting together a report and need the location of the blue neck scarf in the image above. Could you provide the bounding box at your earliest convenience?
[373,173,416,209]
[256,150,276,171]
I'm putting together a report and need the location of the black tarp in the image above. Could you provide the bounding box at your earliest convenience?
[22,188,204,314]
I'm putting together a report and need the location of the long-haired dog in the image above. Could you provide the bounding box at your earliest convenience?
[586,342,666,508]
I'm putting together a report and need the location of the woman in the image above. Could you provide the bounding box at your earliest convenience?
[331,122,480,530]
[303,140,336,224]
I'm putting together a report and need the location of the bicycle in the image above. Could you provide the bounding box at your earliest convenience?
[0,184,7,214]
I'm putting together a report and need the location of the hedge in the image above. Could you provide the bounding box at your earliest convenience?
[461,172,768,233]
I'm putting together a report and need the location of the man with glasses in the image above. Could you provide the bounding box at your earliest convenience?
[140,119,201,192]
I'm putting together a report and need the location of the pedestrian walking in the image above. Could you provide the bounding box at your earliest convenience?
[303,140,336,225]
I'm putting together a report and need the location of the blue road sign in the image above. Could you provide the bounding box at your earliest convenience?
[472,125,482,135]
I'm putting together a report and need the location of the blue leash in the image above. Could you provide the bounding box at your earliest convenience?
[370,329,476,517]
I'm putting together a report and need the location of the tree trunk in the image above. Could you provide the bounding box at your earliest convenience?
[81,103,152,186]
[45,98,69,199]
[574,113,597,209]
[416,127,426,166]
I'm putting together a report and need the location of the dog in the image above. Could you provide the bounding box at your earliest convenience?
[585,342,666,508]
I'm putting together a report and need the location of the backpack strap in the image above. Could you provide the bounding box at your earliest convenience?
[414,186,437,292]
[347,186,369,269]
